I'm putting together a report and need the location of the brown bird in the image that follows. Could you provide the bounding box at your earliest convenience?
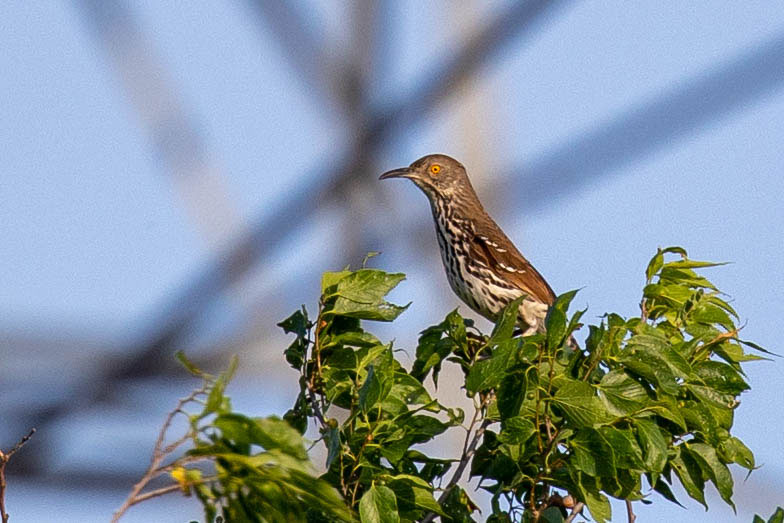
[380,154,556,335]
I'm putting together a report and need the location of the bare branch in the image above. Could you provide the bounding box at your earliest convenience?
[422,395,494,523]
[111,387,207,523]
[0,428,36,523]
[626,499,636,523]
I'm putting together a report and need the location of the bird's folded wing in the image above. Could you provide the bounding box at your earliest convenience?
[469,226,556,305]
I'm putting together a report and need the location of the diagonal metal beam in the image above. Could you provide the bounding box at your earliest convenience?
[495,32,784,213]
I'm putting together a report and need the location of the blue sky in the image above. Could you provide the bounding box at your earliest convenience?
[1,2,783,521]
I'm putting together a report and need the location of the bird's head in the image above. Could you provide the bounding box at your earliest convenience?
[379,154,471,201]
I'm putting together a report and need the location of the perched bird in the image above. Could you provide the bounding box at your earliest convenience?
[380,154,556,335]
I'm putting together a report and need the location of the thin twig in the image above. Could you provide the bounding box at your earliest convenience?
[626,499,636,523]
[564,501,585,523]
[118,475,220,510]
[0,428,36,523]
[112,387,207,523]
[421,396,493,523]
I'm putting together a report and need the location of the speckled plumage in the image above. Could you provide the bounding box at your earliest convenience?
[380,154,556,335]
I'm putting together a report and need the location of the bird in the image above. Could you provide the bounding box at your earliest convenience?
[380,153,556,336]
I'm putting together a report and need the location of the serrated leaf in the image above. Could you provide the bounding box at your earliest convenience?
[693,361,749,394]
[598,426,645,469]
[324,269,409,321]
[546,290,578,349]
[321,270,352,294]
[626,334,691,379]
[360,485,400,523]
[491,297,524,342]
[596,370,649,416]
[553,379,610,427]
[465,338,519,395]
[689,442,735,510]
[619,350,679,396]
[570,429,615,477]
[671,445,707,509]
[763,507,784,523]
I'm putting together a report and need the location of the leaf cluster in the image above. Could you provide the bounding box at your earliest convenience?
[408,247,767,521]
[130,248,769,523]
[279,269,465,521]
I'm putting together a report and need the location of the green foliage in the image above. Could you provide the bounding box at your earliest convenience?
[755,507,784,523]
[136,248,768,523]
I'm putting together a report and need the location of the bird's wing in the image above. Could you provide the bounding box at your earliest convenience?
[469,222,556,305]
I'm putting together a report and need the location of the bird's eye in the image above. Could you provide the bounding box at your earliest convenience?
[429,164,442,175]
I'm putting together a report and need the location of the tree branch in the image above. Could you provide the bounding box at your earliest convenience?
[0,428,36,523]
[111,387,207,522]
[422,395,493,523]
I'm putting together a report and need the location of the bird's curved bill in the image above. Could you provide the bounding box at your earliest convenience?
[379,167,412,180]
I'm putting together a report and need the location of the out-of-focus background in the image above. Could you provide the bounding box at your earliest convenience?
[1,1,782,521]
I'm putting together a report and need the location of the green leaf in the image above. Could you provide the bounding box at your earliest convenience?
[626,333,691,379]
[465,338,519,395]
[546,290,579,349]
[693,361,749,394]
[204,374,228,415]
[386,474,446,517]
[596,370,649,416]
[324,423,341,469]
[497,372,526,419]
[359,365,383,412]
[598,426,645,469]
[652,476,684,507]
[618,349,679,396]
[540,506,565,523]
[718,436,755,470]
[643,401,687,432]
[570,429,615,477]
[360,484,400,523]
[489,297,524,342]
[635,419,667,473]
[175,350,204,377]
[671,445,707,509]
[552,379,610,427]
[214,414,308,460]
[759,507,784,523]
[646,249,665,283]
[689,442,735,510]
[324,269,409,321]
[321,270,352,293]
[583,489,612,523]
[498,416,536,445]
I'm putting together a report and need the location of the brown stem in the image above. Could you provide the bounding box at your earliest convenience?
[626,499,636,523]
[112,387,207,522]
[421,396,492,523]
[564,501,585,523]
[0,428,36,523]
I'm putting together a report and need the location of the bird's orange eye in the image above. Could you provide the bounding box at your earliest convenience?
[430,164,441,175]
